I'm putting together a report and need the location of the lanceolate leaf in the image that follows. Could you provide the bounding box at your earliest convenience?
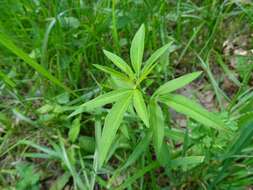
[153,71,202,97]
[69,89,132,117]
[130,24,145,76]
[103,50,135,78]
[133,89,149,127]
[159,94,227,131]
[140,42,173,82]
[110,76,135,89]
[149,100,165,156]
[93,64,130,81]
[98,92,133,167]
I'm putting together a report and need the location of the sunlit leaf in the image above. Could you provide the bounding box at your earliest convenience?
[130,24,145,76]
[103,50,134,78]
[159,94,228,131]
[93,64,130,81]
[153,71,202,96]
[69,89,132,117]
[140,42,173,82]
[133,89,149,127]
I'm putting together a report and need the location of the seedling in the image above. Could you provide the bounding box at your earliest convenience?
[70,24,227,168]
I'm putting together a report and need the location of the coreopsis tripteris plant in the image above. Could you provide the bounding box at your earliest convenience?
[70,24,227,168]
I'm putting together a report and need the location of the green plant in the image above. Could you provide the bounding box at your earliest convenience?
[15,163,40,190]
[1,1,253,189]
[70,24,228,169]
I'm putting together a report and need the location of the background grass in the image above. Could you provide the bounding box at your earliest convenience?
[0,0,253,189]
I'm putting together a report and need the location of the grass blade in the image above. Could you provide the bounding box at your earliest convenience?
[210,118,253,188]
[0,70,16,88]
[0,32,75,96]
[122,131,152,169]
[115,161,160,190]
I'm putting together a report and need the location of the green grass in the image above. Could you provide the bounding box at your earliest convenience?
[0,0,253,189]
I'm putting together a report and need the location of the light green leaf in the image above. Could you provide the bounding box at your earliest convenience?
[140,42,173,82]
[171,156,204,168]
[98,92,133,167]
[159,94,228,131]
[68,117,80,142]
[133,89,149,127]
[110,76,135,89]
[149,100,164,155]
[130,24,145,76]
[103,50,134,78]
[153,71,202,97]
[0,32,75,96]
[69,89,131,117]
[93,64,130,81]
